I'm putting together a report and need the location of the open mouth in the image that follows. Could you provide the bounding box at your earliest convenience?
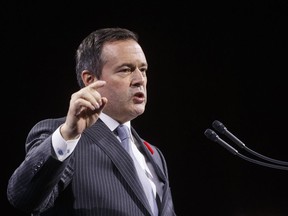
[133,92,145,103]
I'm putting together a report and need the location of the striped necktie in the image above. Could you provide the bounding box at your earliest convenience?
[116,124,159,215]
[116,124,130,152]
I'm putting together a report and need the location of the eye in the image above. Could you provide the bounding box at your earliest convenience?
[121,68,132,73]
[118,66,133,74]
[140,67,147,76]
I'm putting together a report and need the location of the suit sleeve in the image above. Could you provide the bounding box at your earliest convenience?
[7,118,74,214]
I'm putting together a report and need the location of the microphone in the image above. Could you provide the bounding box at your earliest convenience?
[212,120,288,166]
[204,120,288,171]
[204,128,238,155]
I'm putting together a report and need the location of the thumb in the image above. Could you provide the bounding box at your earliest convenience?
[98,97,108,112]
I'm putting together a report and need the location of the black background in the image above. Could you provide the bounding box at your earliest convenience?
[2,1,288,215]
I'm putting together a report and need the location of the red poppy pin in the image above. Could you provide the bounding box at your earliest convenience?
[143,141,154,155]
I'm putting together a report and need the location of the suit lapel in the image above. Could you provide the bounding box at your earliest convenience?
[131,127,167,183]
[83,120,152,214]
[131,127,174,215]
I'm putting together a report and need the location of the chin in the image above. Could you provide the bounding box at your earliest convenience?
[133,106,145,116]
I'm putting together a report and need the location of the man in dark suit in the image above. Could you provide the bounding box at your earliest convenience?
[7,27,176,216]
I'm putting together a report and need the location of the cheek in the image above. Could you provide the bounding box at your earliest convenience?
[100,83,121,99]
[100,76,130,99]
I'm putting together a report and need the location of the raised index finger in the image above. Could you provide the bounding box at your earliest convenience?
[90,80,106,89]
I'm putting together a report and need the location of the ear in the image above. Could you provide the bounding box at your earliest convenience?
[81,70,97,86]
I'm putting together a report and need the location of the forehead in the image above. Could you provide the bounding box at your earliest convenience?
[102,40,147,63]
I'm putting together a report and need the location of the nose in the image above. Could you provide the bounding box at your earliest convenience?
[132,68,146,86]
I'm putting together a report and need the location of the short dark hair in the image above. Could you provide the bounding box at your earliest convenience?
[75,27,139,88]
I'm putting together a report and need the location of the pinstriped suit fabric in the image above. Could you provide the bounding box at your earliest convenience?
[7,117,176,216]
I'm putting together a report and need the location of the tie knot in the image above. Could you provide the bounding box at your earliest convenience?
[116,124,130,142]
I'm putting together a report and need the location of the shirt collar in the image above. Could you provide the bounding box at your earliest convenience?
[99,113,131,132]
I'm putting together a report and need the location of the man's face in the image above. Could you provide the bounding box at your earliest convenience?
[98,39,148,123]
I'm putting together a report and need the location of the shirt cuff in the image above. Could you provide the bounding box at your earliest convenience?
[52,125,80,161]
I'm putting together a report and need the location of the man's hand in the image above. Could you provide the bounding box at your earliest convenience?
[60,80,107,140]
